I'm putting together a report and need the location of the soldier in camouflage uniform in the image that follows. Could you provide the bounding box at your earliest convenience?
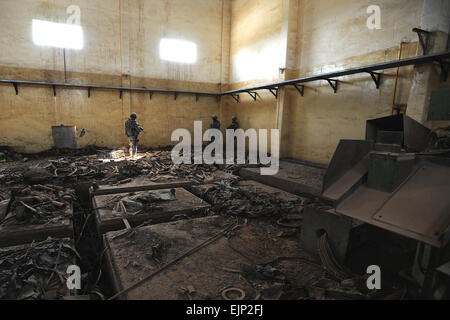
[227,116,239,161]
[227,116,239,130]
[210,115,221,130]
[125,113,144,159]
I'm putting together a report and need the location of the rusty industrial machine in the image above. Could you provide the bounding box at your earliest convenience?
[302,114,450,299]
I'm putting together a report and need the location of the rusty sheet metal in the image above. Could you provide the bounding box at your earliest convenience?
[322,140,373,193]
[322,156,371,206]
[336,164,450,247]
[373,165,450,243]
[336,187,390,222]
[366,115,431,152]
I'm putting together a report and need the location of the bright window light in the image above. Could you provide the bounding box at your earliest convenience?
[32,19,84,50]
[159,38,197,64]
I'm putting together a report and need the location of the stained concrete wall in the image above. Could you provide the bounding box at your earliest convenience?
[1,0,448,162]
[0,0,227,153]
[222,0,431,164]
[407,0,450,130]
[285,0,428,164]
[221,0,283,140]
[223,0,446,165]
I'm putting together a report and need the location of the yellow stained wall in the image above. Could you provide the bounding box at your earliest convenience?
[221,0,283,134]
[286,0,433,165]
[224,0,430,165]
[284,43,419,164]
[0,0,227,153]
[1,0,448,161]
[223,0,426,164]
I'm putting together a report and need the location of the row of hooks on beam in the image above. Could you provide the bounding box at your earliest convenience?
[227,88,278,103]
[411,28,449,81]
[11,83,66,98]
[9,82,219,102]
[226,72,388,103]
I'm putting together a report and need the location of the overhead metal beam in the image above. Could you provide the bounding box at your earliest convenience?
[0,79,218,98]
[1,51,449,100]
[221,51,450,95]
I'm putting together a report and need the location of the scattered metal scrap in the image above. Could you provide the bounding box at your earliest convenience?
[0,150,222,188]
[197,178,319,218]
[2,185,74,226]
[108,190,177,217]
[0,238,77,300]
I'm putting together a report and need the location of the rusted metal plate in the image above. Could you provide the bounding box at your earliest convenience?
[336,186,390,222]
[373,165,450,242]
[52,125,77,149]
[336,165,449,247]
[93,188,210,234]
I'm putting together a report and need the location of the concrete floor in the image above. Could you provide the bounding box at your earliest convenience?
[0,149,401,300]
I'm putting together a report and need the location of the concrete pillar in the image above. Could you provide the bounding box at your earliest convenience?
[277,0,299,157]
[219,0,232,125]
[406,0,450,129]
[119,0,132,135]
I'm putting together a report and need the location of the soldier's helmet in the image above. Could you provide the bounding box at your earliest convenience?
[212,115,218,120]
[232,116,237,121]
[130,113,137,119]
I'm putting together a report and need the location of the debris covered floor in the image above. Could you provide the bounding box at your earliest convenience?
[0,147,407,300]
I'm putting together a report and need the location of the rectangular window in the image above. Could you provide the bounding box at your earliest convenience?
[32,19,83,50]
[159,38,197,64]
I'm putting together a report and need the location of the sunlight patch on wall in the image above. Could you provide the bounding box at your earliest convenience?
[231,36,283,83]
[159,38,197,64]
[32,19,84,50]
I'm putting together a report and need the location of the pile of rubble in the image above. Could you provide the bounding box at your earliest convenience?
[0,238,78,300]
[196,178,315,218]
[106,190,177,217]
[2,185,74,226]
[0,147,28,163]
[0,150,224,188]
